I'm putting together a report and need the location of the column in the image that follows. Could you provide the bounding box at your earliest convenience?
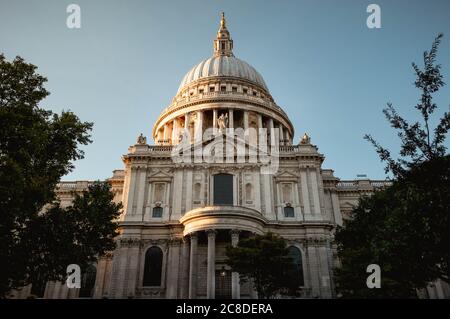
[243,111,249,131]
[166,239,181,298]
[195,111,203,143]
[163,124,169,144]
[188,233,198,299]
[285,130,290,145]
[257,113,263,129]
[93,257,107,299]
[230,230,240,299]
[125,242,140,298]
[279,124,284,146]
[172,119,179,145]
[213,109,218,134]
[228,109,234,131]
[184,113,190,131]
[243,111,249,146]
[184,113,190,143]
[157,129,163,144]
[207,230,217,299]
[179,237,190,298]
[268,118,275,146]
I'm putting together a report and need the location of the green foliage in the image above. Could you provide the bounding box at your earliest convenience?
[365,33,449,178]
[337,35,450,298]
[0,54,121,297]
[335,155,450,298]
[226,232,298,299]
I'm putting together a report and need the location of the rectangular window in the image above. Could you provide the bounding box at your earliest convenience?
[152,206,163,218]
[213,174,234,205]
[221,86,226,92]
[199,88,204,94]
[232,86,237,92]
[284,206,295,217]
[243,88,248,94]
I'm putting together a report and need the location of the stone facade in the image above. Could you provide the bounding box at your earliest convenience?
[10,14,448,299]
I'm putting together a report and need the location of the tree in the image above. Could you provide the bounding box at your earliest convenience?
[226,232,299,299]
[23,182,122,298]
[364,33,449,178]
[335,155,449,298]
[335,34,450,298]
[0,54,121,297]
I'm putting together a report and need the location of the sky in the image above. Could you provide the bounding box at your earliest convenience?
[0,0,449,181]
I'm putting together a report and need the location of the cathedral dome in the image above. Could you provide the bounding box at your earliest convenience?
[152,13,294,146]
[177,55,269,94]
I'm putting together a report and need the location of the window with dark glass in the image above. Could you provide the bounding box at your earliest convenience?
[79,265,97,298]
[213,173,233,205]
[143,246,163,286]
[152,206,163,218]
[284,206,295,217]
[287,246,304,287]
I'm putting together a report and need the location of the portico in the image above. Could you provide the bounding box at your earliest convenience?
[180,206,266,299]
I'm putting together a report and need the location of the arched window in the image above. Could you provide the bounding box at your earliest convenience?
[213,173,233,205]
[152,206,163,218]
[284,206,295,217]
[79,265,97,298]
[143,246,163,286]
[287,246,304,287]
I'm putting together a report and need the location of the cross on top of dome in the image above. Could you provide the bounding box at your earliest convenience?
[214,12,234,57]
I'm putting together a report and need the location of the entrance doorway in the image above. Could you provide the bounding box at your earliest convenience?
[215,268,232,298]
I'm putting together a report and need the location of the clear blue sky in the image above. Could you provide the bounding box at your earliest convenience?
[1,0,449,181]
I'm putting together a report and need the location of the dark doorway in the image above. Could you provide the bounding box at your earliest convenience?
[215,269,232,299]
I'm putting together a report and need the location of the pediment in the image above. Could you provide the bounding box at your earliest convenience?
[275,170,299,179]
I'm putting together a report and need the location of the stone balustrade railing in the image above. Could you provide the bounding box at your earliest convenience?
[56,181,93,191]
[147,145,306,154]
[337,180,392,188]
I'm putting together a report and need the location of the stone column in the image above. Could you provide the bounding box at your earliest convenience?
[285,130,290,145]
[268,118,275,146]
[279,124,284,146]
[195,111,203,143]
[206,229,217,299]
[213,109,218,134]
[243,111,249,131]
[184,113,190,131]
[172,119,179,145]
[188,233,198,299]
[179,237,190,298]
[163,124,169,144]
[230,230,240,299]
[157,129,163,144]
[125,241,140,298]
[257,113,263,129]
[166,238,181,298]
[228,109,234,130]
[93,257,107,299]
